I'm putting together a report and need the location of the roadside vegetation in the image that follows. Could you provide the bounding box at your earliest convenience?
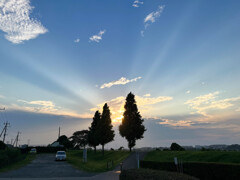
[0,148,35,172]
[144,150,240,164]
[67,150,130,172]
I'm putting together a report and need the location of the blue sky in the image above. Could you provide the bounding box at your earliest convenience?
[0,0,240,147]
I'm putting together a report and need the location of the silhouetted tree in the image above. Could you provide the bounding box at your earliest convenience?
[57,135,73,149]
[88,111,101,153]
[119,92,146,151]
[70,130,89,149]
[97,103,115,155]
[170,142,185,151]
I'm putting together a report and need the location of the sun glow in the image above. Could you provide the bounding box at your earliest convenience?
[112,115,123,123]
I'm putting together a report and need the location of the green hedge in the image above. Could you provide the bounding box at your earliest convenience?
[140,160,240,180]
[120,168,198,180]
[27,146,66,153]
[0,149,25,169]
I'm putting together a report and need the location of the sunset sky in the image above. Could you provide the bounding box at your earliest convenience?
[0,0,240,148]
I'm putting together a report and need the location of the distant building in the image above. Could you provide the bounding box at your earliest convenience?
[50,141,64,147]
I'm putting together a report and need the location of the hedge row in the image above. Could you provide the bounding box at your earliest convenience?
[140,160,240,180]
[120,168,199,180]
[0,149,24,169]
[26,146,66,153]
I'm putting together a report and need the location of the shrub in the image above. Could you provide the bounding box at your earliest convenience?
[0,141,6,150]
[140,160,240,180]
[0,149,24,168]
[170,143,185,151]
[120,168,198,180]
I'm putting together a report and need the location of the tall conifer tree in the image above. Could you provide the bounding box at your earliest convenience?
[98,103,115,155]
[88,111,101,153]
[119,92,146,151]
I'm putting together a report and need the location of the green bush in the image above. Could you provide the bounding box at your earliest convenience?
[0,149,24,168]
[120,168,198,180]
[140,160,240,180]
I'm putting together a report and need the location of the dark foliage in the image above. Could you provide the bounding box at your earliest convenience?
[57,135,73,149]
[170,143,185,151]
[119,92,146,151]
[70,130,89,149]
[140,160,240,180]
[120,168,198,180]
[0,140,6,150]
[0,148,24,168]
[27,146,66,153]
[88,111,101,153]
[97,103,115,155]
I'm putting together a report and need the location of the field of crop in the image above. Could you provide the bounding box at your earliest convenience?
[144,150,240,164]
[67,150,130,172]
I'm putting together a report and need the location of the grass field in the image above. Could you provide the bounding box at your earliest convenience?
[144,151,240,164]
[0,154,36,172]
[67,150,130,172]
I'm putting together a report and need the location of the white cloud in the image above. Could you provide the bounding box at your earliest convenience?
[15,99,92,118]
[144,5,165,26]
[159,118,193,127]
[89,30,106,43]
[0,0,47,44]
[132,0,143,8]
[144,93,151,97]
[0,94,5,99]
[74,38,80,43]
[100,76,142,89]
[185,91,240,116]
[141,5,165,36]
[18,99,57,113]
[186,90,191,94]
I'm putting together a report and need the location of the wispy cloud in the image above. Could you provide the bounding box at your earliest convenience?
[100,76,142,89]
[15,99,92,118]
[141,5,165,36]
[186,90,191,94]
[185,91,240,116]
[132,0,143,8]
[90,94,172,123]
[89,30,106,43]
[74,38,80,43]
[17,100,58,113]
[144,93,151,97]
[0,0,47,44]
[159,118,194,127]
[0,95,5,99]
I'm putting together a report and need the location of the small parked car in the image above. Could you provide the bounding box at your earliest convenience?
[30,148,37,154]
[55,151,66,161]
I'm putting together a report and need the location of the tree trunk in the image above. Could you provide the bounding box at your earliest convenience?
[102,144,104,156]
[94,146,96,154]
[130,146,132,152]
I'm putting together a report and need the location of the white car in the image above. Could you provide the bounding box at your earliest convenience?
[55,151,66,161]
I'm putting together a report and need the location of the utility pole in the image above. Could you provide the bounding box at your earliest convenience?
[13,132,21,147]
[58,127,60,139]
[0,122,10,143]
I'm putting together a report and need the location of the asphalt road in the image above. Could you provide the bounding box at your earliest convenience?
[0,154,96,179]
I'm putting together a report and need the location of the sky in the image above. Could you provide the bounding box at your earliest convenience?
[0,0,240,148]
